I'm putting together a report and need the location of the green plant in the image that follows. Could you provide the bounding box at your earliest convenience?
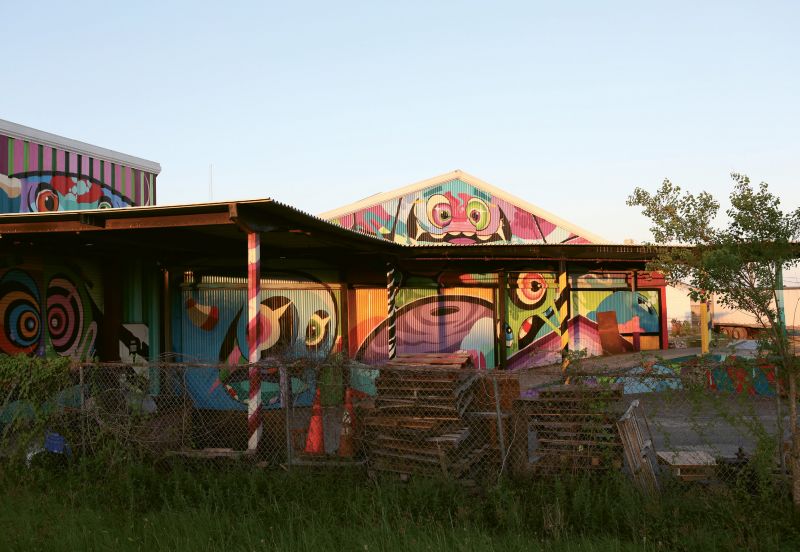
[628,174,800,504]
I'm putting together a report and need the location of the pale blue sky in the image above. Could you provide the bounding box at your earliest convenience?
[2,0,798,242]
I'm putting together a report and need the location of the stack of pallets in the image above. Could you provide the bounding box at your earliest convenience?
[364,352,488,479]
[513,385,623,476]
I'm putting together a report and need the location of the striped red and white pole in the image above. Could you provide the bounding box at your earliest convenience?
[386,262,398,359]
[247,231,262,452]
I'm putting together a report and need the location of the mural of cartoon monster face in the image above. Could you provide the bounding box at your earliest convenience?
[11,173,132,212]
[327,177,593,245]
[407,186,512,244]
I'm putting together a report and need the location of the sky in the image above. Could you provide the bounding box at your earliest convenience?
[2,1,799,244]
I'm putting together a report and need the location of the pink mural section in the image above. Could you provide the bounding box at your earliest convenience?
[0,132,157,213]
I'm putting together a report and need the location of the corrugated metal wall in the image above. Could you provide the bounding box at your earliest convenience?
[0,133,157,213]
[327,177,590,245]
[0,259,104,360]
[505,271,559,357]
[178,274,343,364]
[171,269,666,395]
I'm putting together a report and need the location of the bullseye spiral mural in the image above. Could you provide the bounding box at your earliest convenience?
[0,266,101,359]
[0,270,42,355]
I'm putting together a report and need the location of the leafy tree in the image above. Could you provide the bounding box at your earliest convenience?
[627,173,800,503]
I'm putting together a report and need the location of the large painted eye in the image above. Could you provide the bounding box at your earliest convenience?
[467,198,490,231]
[425,194,452,229]
[305,310,330,348]
[515,272,547,308]
[0,271,41,355]
[36,188,60,212]
[47,277,85,356]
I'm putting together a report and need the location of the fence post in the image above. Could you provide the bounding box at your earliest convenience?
[79,363,86,456]
[492,374,507,474]
[280,364,292,469]
[181,368,188,451]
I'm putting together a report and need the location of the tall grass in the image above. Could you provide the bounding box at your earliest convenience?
[0,459,798,551]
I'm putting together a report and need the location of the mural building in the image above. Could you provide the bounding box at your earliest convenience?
[0,119,160,213]
[0,120,670,416]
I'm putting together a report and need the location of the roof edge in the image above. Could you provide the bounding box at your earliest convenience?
[317,170,462,220]
[0,119,162,174]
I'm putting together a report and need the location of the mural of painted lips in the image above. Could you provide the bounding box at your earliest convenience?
[356,295,494,364]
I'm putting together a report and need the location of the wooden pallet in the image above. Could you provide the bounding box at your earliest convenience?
[511,385,624,477]
[366,352,489,481]
[657,450,716,482]
[618,399,659,493]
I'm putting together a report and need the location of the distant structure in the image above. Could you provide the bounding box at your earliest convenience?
[0,119,160,213]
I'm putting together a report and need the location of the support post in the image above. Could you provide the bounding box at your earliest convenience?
[700,299,710,355]
[631,270,641,351]
[498,271,508,369]
[557,261,570,374]
[247,231,262,452]
[346,287,359,358]
[659,284,669,350]
[386,261,399,360]
[162,268,172,361]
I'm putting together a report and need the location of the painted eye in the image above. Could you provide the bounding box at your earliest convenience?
[305,310,330,348]
[515,272,547,307]
[97,196,113,209]
[426,194,452,229]
[36,189,59,212]
[467,198,490,231]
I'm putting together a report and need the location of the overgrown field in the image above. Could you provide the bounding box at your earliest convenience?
[0,459,798,552]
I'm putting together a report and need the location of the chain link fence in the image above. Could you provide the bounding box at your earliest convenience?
[0,352,793,493]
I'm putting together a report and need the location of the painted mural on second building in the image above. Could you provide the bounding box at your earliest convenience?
[0,126,159,213]
[323,175,596,245]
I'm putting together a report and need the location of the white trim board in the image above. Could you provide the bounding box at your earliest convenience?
[317,169,608,244]
[0,118,161,174]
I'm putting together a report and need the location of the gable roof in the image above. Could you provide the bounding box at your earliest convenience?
[318,169,608,244]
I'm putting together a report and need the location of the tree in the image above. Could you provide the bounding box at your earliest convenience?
[627,173,800,503]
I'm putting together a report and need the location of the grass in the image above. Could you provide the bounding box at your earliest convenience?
[0,459,799,551]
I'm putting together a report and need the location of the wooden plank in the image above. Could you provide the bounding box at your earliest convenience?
[657,450,716,467]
